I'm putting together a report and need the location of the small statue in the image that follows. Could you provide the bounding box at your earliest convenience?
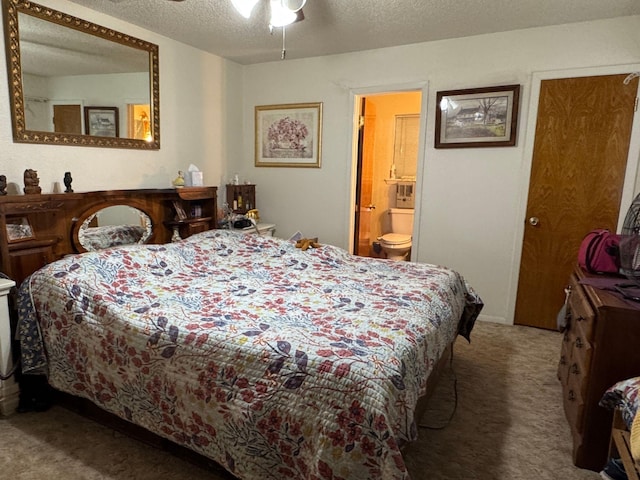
[23,169,42,194]
[0,175,7,195]
[172,170,185,188]
[64,171,73,193]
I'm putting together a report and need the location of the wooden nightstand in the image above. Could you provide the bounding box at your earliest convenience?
[0,277,17,416]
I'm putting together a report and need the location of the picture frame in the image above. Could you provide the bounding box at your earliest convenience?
[6,217,34,243]
[255,102,322,167]
[435,84,520,148]
[172,200,187,221]
[84,106,119,137]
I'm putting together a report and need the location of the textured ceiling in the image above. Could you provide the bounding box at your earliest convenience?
[62,0,640,65]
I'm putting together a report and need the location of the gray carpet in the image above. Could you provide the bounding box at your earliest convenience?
[0,321,602,479]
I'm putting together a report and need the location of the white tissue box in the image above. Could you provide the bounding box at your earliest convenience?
[190,171,203,186]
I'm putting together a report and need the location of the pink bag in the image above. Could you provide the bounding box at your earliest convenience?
[578,229,621,274]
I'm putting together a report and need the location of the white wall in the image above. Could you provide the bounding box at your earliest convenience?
[2,2,639,326]
[0,0,242,195]
[238,16,640,324]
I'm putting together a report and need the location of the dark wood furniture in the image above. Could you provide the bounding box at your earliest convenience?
[163,187,217,239]
[0,187,217,286]
[226,184,255,214]
[558,266,640,471]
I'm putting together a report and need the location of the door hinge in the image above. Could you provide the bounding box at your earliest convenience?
[635,97,638,112]
[358,115,365,129]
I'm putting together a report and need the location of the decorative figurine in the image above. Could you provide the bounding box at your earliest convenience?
[64,171,73,193]
[0,175,7,195]
[172,170,185,188]
[23,169,42,194]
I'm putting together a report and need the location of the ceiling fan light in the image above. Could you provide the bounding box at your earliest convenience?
[269,0,297,27]
[231,0,259,19]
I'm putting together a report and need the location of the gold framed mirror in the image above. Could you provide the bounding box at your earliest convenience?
[2,0,160,149]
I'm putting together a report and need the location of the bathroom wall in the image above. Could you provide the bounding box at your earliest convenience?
[365,92,421,244]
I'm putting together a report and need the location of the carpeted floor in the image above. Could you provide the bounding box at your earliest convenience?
[0,320,602,479]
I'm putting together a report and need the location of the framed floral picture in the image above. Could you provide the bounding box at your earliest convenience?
[255,102,323,167]
[435,84,520,148]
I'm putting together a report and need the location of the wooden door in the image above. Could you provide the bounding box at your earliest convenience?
[53,104,82,134]
[515,74,638,330]
[353,98,376,256]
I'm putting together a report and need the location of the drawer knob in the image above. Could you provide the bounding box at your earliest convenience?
[568,390,576,401]
[570,363,579,375]
[575,338,583,348]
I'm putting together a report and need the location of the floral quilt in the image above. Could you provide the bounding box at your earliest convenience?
[19,230,482,480]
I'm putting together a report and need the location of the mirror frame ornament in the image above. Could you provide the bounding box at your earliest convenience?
[2,0,160,149]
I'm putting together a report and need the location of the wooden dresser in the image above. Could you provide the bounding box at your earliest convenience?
[558,266,640,471]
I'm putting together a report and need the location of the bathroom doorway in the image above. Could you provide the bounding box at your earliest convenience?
[352,91,422,259]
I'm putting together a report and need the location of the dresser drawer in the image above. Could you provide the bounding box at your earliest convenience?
[558,330,572,385]
[567,285,596,340]
[563,379,585,433]
[569,319,593,387]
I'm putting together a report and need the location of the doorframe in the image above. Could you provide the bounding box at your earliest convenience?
[506,63,640,325]
[347,81,429,256]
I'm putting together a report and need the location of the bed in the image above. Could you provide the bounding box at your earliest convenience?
[17,229,482,480]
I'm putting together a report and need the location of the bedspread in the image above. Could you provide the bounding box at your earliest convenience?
[18,230,482,480]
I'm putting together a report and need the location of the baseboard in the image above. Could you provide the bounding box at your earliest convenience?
[476,314,511,325]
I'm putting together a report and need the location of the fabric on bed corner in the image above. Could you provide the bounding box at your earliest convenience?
[17,276,48,375]
[600,376,640,429]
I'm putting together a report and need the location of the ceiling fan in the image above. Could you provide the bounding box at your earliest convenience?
[166,0,306,59]
[230,0,306,27]
[166,0,305,26]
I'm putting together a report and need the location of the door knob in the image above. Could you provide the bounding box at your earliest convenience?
[529,216,540,226]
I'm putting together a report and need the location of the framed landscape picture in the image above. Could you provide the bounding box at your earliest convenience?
[255,102,322,167]
[84,106,119,137]
[6,216,34,243]
[435,84,520,148]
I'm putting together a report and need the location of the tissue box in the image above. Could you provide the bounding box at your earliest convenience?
[190,171,203,186]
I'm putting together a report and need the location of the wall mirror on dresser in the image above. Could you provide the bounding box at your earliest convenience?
[1,0,160,149]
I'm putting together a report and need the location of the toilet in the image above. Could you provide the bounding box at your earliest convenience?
[378,208,414,261]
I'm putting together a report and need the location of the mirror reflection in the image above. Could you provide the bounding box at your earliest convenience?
[78,205,152,251]
[3,0,160,149]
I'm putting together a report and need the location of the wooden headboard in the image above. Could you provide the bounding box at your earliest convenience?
[0,187,217,286]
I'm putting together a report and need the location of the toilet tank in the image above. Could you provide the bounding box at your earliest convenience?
[389,208,414,235]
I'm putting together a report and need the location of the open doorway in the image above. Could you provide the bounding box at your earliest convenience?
[352,91,422,260]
